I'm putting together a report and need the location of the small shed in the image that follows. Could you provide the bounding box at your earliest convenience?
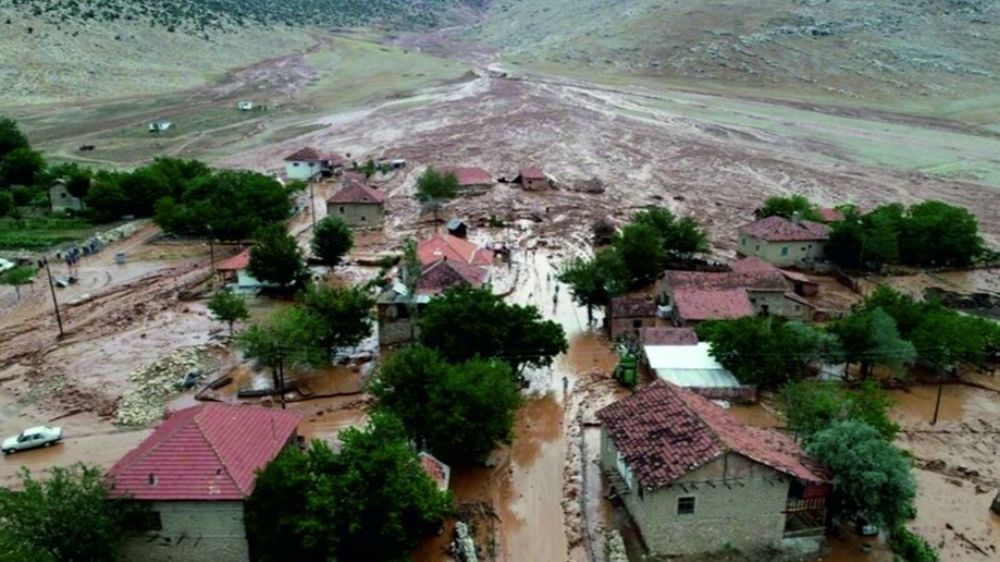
[49,179,83,213]
[446,218,468,239]
[237,100,254,111]
[516,167,549,191]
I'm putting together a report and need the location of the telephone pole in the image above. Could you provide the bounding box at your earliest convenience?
[40,259,64,337]
[309,181,317,230]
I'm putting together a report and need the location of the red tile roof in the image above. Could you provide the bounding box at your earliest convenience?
[418,233,493,267]
[665,268,789,292]
[520,167,545,180]
[729,256,778,273]
[443,167,493,187]
[817,207,844,223]
[673,288,755,321]
[418,258,488,294]
[284,147,342,163]
[107,404,302,501]
[216,249,250,272]
[419,452,451,491]
[639,327,699,346]
[597,382,828,490]
[740,216,829,242]
[327,183,386,204]
[610,295,657,318]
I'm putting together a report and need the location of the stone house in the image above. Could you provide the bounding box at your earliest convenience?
[107,404,303,562]
[605,295,658,340]
[326,182,385,229]
[737,215,829,267]
[49,180,83,213]
[377,234,492,347]
[597,382,829,558]
[283,147,344,181]
[443,166,494,194]
[515,167,549,191]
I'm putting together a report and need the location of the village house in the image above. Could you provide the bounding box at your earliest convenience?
[377,233,493,347]
[284,147,345,181]
[148,120,172,133]
[443,166,494,194]
[107,404,303,562]
[605,295,658,340]
[636,327,752,401]
[446,218,468,238]
[515,167,549,190]
[326,182,385,228]
[597,382,829,558]
[738,215,829,267]
[659,259,816,325]
[215,249,278,294]
[49,179,83,213]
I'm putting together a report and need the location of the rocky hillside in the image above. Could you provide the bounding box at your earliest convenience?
[471,0,999,104]
[3,0,486,32]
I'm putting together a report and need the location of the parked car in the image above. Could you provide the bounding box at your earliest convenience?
[2,426,63,454]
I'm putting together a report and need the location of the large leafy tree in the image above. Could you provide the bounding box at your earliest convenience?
[830,308,916,378]
[415,166,458,203]
[758,194,822,222]
[239,307,327,391]
[611,221,666,288]
[900,201,983,267]
[0,464,139,562]
[697,317,839,388]
[557,249,627,325]
[857,285,926,337]
[0,190,12,217]
[299,284,374,353]
[84,171,130,223]
[0,147,46,187]
[311,215,353,266]
[910,310,999,373]
[0,115,29,163]
[807,421,916,529]
[245,414,452,562]
[371,345,521,463]
[247,223,309,290]
[779,380,899,442]
[632,207,709,260]
[206,289,249,337]
[418,286,567,378]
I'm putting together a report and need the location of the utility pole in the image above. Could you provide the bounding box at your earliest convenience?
[275,346,287,410]
[931,377,944,425]
[41,259,64,337]
[309,181,317,230]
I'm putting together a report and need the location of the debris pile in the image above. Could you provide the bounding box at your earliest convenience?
[605,530,628,562]
[114,348,204,427]
[451,521,478,562]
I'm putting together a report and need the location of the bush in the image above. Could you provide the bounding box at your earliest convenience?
[889,525,939,562]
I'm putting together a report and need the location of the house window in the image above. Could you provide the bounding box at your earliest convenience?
[339,206,345,213]
[755,245,760,252]
[361,215,366,222]
[632,319,642,329]
[615,450,633,490]
[677,497,696,515]
[741,238,746,246]
[292,162,300,167]
[133,511,163,532]
[638,486,645,502]
[781,246,789,256]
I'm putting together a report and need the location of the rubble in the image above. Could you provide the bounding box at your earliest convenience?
[451,521,478,562]
[114,348,205,427]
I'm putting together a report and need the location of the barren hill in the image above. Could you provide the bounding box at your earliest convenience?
[470,0,999,119]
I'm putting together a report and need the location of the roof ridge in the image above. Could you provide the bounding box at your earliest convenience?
[113,405,205,473]
[192,405,246,495]
[668,384,731,454]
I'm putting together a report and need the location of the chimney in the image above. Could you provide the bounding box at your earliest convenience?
[791,211,802,224]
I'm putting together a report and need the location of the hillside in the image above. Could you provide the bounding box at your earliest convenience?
[470,0,1000,122]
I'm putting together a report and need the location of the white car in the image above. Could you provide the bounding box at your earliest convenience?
[2,426,63,454]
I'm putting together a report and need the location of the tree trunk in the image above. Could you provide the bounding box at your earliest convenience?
[586,304,593,327]
[13,285,20,300]
[228,321,234,338]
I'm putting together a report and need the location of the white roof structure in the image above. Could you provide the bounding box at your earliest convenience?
[643,342,740,388]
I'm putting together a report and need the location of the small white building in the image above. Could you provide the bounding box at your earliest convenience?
[148,120,172,133]
[237,100,254,111]
[642,342,740,389]
[49,180,83,213]
[283,147,344,181]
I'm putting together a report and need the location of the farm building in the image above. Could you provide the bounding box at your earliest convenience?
[326,182,385,229]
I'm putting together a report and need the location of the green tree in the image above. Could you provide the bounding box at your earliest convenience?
[612,222,666,288]
[758,195,822,222]
[910,310,999,373]
[371,345,521,463]
[419,286,567,378]
[632,207,709,260]
[830,308,916,378]
[415,166,458,203]
[826,205,904,270]
[117,166,173,216]
[245,414,452,562]
[311,215,353,266]
[0,115,29,163]
[0,190,13,217]
[697,317,838,388]
[557,249,627,325]
[247,223,309,290]
[900,201,983,267]
[0,266,36,300]
[206,289,249,336]
[0,464,138,562]
[889,525,939,562]
[807,421,916,529]
[299,284,374,353]
[857,285,926,337]
[779,380,899,442]
[84,172,129,223]
[239,307,327,392]
[0,147,45,187]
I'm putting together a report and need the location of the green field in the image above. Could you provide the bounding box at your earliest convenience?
[0,217,102,251]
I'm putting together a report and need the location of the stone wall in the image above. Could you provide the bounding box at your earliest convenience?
[327,201,383,229]
[739,234,824,267]
[122,501,249,562]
